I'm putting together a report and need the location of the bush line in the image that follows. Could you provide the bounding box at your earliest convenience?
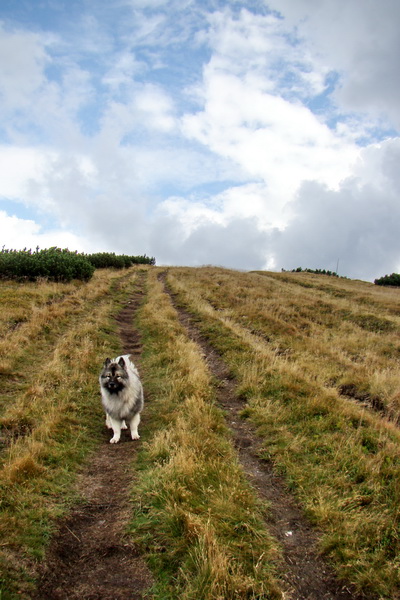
[0,247,155,282]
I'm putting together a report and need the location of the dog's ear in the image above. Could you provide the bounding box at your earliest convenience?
[104,358,111,367]
[118,357,126,368]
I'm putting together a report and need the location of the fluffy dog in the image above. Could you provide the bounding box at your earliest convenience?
[99,354,144,444]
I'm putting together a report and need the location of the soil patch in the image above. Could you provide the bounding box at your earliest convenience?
[161,274,366,600]
[34,272,153,600]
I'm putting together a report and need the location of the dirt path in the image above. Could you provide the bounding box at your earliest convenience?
[161,274,366,600]
[34,273,153,600]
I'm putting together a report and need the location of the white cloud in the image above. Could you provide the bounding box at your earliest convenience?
[151,211,269,269]
[134,84,177,131]
[273,138,400,280]
[0,25,49,112]
[0,210,88,252]
[102,51,145,90]
[0,23,95,148]
[182,62,359,213]
[0,1,399,280]
[267,0,400,127]
[159,181,287,235]
[96,82,177,147]
[0,145,99,218]
[0,146,50,199]
[204,7,329,97]
[157,196,225,235]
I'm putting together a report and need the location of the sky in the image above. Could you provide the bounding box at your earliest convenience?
[0,0,399,281]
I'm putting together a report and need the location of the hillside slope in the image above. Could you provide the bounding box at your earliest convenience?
[0,266,399,599]
[163,267,400,598]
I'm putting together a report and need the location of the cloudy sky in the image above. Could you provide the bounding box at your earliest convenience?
[0,0,399,280]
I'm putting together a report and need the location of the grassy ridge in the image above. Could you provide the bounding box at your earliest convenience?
[166,267,400,598]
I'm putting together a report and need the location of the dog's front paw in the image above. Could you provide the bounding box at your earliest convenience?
[110,436,120,444]
[131,432,140,440]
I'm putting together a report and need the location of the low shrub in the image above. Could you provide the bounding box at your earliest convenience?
[86,252,155,269]
[0,248,156,281]
[0,247,94,282]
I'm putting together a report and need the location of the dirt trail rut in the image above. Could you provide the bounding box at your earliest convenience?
[161,274,366,600]
[34,274,153,600]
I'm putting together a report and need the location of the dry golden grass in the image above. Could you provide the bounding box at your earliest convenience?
[169,267,400,420]
[167,266,400,599]
[0,280,75,336]
[0,269,126,378]
[131,269,282,599]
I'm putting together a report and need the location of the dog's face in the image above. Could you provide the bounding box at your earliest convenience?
[100,357,129,395]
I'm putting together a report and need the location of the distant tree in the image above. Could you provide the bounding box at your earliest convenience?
[374,273,400,287]
[290,267,339,277]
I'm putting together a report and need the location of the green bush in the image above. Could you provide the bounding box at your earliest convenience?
[86,252,126,269]
[0,247,156,281]
[86,252,155,269]
[0,247,94,282]
[374,273,400,287]
[286,267,339,277]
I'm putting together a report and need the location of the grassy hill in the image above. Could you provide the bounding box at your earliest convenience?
[0,266,399,599]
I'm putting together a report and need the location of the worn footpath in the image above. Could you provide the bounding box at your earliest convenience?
[34,275,153,600]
